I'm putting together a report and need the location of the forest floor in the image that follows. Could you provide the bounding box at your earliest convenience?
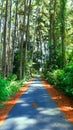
[0,77,73,130]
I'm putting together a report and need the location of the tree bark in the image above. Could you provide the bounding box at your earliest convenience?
[24,0,31,73]
[19,31,23,79]
[7,0,12,75]
[2,0,8,77]
[20,0,27,78]
[0,0,4,71]
[49,0,52,64]
[52,0,56,57]
[60,0,66,67]
[11,0,18,73]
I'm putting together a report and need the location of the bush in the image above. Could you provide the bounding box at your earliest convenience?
[0,77,9,101]
[8,81,20,95]
[43,62,73,96]
[53,69,65,89]
[63,62,73,95]
[44,71,55,85]
[0,75,22,101]
[7,74,17,81]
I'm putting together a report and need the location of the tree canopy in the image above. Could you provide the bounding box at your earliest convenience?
[0,0,73,98]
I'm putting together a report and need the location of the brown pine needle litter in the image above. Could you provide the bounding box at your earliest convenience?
[41,78,73,124]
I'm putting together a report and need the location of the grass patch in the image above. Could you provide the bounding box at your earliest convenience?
[0,74,31,102]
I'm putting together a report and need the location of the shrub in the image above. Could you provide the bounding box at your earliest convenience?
[7,74,17,81]
[0,75,22,101]
[63,62,73,95]
[0,77,9,101]
[43,62,73,96]
[8,81,20,95]
[44,71,55,85]
[0,73,31,101]
[53,69,65,89]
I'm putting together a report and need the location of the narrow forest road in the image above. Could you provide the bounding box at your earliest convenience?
[0,77,73,130]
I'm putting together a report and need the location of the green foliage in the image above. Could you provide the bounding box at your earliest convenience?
[66,44,73,62]
[53,69,65,87]
[43,62,73,96]
[0,74,30,101]
[7,81,21,96]
[33,51,42,71]
[7,74,17,81]
[43,71,55,85]
[13,50,20,79]
[63,62,73,95]
[0,77,9,101]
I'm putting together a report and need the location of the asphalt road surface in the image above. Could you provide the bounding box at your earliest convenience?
[0,77,73,130]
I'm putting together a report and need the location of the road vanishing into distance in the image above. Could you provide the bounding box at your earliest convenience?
[0,77,73,130]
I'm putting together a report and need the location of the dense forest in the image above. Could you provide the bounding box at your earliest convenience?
[0,0,73,101]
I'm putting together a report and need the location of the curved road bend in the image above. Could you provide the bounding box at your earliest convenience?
[0,77,73,130]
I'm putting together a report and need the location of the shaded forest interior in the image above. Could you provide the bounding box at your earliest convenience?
[0,0,73,101]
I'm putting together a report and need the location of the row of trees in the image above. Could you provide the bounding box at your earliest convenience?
[0,0,32,79]
[0,0,73,79]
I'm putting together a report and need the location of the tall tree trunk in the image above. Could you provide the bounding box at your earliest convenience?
[7,0,12,75]
[19,31,23,79]
[49,0,52,64]
[52,0,56,58]
[32,25,36,67]
[60,0,66,67]
[0,0,3,43]
[2,0,8,77]
[25,0,31,57]
[24,0,31,73]
[0,0,4,71]
[20,0,27,78]
[11,0,18,73]
[39,31,43,71]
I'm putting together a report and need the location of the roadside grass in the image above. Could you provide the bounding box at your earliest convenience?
[0,74,31,102]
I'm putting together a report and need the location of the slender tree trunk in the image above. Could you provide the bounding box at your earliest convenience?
[2,0,8,77]
[32,25,36,65]
[0,0,3,43]
[39,31,43,71]
[21,0,27,78]
[0,0,4,71]
[60,0,66,67]
[24,0,31,73]
[19,32,23,79]
[7,0,12,75]
[52,0,56,58]
[49,0,52,64]
[11,0,18,73]
[25,0,31,58]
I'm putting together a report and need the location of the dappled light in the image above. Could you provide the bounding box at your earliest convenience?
[0,0,73,129]
[0,79,32,125]
[42,79,73,123]
[0,77,73,130]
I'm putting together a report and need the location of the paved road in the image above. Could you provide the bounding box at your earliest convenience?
[0,77,73,130]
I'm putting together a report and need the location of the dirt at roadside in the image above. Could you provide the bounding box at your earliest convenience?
[0,77,73,125]
[42,79,73,124]
[0,79,33,125]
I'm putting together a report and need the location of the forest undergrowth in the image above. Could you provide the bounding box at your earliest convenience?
[0,74,31,103]
[43,61,73,97]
